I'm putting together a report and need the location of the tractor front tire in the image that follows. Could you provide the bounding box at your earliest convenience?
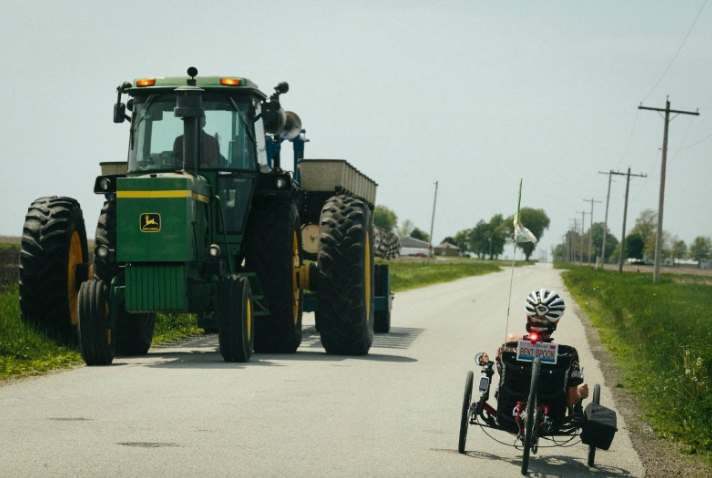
[244,196,303,353]
[77,279,115,366]
[316,195,375,355]
[19,196,89,343]
[218,275,254,363]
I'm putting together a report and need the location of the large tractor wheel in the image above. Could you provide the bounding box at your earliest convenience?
[244,196,303,353]
[19,196,89,343]
[94,201,155,356]
[77,279,114,366]
[316,195,375,355]
[218,275,254,363]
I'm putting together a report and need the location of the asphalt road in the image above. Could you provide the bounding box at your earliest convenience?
[0,263,645,477]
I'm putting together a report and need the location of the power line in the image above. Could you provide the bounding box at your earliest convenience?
[642,0,709,102]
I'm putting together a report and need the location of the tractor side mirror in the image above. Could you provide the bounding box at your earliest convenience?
[113,103,126,124]
[113,81,132,124]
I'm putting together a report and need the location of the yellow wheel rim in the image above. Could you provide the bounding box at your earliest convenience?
[67,231,83,326]
[246,297,252,342]
[291,232,300,325]
[365,231,372,318]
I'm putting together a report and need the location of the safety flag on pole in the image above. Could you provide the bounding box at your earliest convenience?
[513,179,538,244]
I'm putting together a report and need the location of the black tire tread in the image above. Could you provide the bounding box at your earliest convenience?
[78,279,114,366]
[19,196,88,342]
[316,195,374,355]
[244,195,302,353]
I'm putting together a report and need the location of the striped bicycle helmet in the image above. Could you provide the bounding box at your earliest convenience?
[525,288,565,335]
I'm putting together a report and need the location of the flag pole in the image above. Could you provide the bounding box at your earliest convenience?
[504,179,523,343]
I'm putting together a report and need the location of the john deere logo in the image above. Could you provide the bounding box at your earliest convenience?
[140,213,161,232]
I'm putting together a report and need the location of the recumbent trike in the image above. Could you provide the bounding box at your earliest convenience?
[458,337,617,475]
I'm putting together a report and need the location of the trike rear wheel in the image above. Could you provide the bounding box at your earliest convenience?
[522,358,540,475]
[587,383,602,467]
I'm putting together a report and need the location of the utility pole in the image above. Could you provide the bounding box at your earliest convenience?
[639,98,699,283]
[598,171,614,269]
[614,168,647,274]
[428,181,438,259]
[583,198,601,264]
[577,211,588,264]
[569,219,578,263]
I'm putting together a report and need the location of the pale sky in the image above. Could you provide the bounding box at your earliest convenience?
[2,1,711,260]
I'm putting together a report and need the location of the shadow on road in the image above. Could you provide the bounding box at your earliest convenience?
[439,447,636,477]
[122,326,423,369]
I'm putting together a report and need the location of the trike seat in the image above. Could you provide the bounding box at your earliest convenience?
[496,341,574,431]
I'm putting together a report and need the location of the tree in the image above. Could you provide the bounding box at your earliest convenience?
[590,222,618,264]
[689,236,712,267]
[625,232,644,260]
[504,208,550,261]
[469,220,491,259]
[396,219,415,237]
[631,209,657,245]
[487,214,507,259]
[410,227,429,242]
[671,237,687,266]
[453,229,472,255]
[374,205,397,232]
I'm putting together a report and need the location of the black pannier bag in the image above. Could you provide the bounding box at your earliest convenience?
[581,402,618,450]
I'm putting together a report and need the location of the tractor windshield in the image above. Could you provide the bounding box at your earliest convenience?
[128,94,267,173]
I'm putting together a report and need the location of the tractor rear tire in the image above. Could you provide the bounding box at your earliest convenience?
[218,275,254,363]
[94,200,156,356]
[19,196,89,343]
[77,279,115,366]
[316,195,375,355]
[244,196,303,353]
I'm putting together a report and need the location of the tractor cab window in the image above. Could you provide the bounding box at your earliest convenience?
[128,95,259,173]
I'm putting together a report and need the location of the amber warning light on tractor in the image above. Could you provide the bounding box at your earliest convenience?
[136,78,156,87]
[220,78,241,86]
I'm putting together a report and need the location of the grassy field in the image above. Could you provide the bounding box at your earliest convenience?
[562,265,712,461]
[0,257,508,381]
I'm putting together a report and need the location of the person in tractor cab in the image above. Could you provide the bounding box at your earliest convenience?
[495,288,589,408]
[173,116,221,168]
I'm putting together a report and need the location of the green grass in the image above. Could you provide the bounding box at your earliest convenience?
[386,259,503,292]
[562,266,712,460]
[0,285,83,379]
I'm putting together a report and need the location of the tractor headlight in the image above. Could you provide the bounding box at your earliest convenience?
[95,245,110,258]
[275,177,288,189]
[208,244,221,258]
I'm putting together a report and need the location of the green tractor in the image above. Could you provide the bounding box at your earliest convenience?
[19,67,399,365]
